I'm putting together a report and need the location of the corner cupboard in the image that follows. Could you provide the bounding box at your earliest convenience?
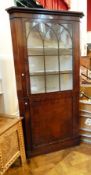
[7,7,83,157]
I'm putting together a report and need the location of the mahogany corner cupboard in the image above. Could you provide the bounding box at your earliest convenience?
[7,7,84,157]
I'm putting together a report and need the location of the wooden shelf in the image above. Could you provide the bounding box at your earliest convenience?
[30,70,72,76]
[28,48,72,56]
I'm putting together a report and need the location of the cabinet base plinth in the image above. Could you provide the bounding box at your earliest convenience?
[26,136,80,158]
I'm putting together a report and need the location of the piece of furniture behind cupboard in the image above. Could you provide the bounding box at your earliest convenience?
[7,7,84,157]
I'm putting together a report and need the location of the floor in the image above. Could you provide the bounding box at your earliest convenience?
[5,143,91,175]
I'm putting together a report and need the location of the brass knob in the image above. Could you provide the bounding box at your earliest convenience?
[25,102,28,105]
[22,73,25,77]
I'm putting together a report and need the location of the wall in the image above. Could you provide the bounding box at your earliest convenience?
[0,0,19,116]
[70,0,87,56]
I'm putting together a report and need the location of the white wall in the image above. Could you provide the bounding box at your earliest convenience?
[87,32,91,44]
[0,0,19,116]
[70,0,87,56]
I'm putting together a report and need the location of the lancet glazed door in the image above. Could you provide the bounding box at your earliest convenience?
[7,8,83,157]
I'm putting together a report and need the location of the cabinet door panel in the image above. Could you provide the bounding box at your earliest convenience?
[31,97,73,146]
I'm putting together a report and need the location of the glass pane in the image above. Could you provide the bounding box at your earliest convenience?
[60,74,73,90]
[26,22,43,55]
[26,22,38,36]
[30,76,45,94]
[28,56,44,73]
[26,22,73,94]
[60,55,72,71]
[44,27,58,48]
[46,75,59,92]
[59,25,72,49]
[44,23,58,56]
[45,56,59,72]
[62,24,72,33]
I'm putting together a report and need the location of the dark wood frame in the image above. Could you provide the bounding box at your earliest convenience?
[7,7,84,157]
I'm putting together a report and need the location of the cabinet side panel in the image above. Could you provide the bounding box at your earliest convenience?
[10,18,32,157]
[10,18,28,98]
[72,22,80,136]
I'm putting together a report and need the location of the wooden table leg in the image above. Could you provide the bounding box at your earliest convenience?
[18,121,26,165]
